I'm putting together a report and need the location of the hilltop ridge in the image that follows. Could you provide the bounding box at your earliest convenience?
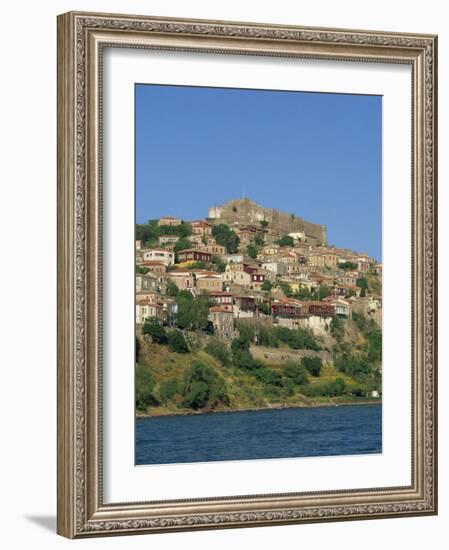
[208,198,327,246]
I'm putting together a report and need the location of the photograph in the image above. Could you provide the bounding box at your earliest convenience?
[55,10,437,537]
[134,84,383,465]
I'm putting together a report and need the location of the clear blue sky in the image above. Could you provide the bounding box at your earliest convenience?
[136,84,382,260]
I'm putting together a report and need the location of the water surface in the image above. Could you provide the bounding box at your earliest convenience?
[136,403,382,465]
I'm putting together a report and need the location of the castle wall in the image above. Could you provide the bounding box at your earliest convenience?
[208,198,326,245]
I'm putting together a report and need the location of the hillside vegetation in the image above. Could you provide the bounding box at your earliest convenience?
[136,314,381,416]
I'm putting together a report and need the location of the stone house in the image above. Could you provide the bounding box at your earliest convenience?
[201,242,227,255]
[309,252,338,268]
[237,226,258,245]
[262,261,288,276]
[324,297,351,317]
[139,261,167,274]
[177,248,212,263]
[287,263,307,276]
[143,248,175,266]
[158,235,179,246]
[136,272,160,293]
[223,264,252,286]
[208,306,235,338]
[158,216,182,226]
[191,220,213,236]
[166,270,195,292]
[135,297,164,324]
[357,257,372,273]
[277,251,298,264]
[261,244,280,256]
[207,291,234,312]
[233,295,257,319]
[337,273,357,286]
[272,298,305,318]
[195,273,223,292]
[222,253,245,264]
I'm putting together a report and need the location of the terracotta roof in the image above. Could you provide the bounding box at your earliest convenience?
[136,297,163,307]
[168,270,193,276]
[192,270,220,277]
[209,305,233,313]
[191,220,212,226]
[178,248,212,254]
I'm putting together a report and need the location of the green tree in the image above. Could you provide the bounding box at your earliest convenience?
[330,315,345,341]
[356,277,368,290]
[260,219,269,228]
[174,237,193,255]
[135,220,159,245]
[212,224,240,254]
[257,302,272,316]
[261,280,273,292]
[276,235,295,247]
[301,356,323,377]
[338,261,358,271]
[284,362,309,385]
[278,281,294,297]
[135,364,158,411]
[294,287,313,300]
[205,337,232,366]
[166,278,179,297]
[168,329,189,353]
[231,335,255,369]
[181,361,229,409]
[246,244,258,259]
[275,327,320,351]
[159,378,180,404]
[136,264,149,274]
[142,317,167,344]
[257,325,278,346]
[254,233,265,247]
[253,366,283,387]
[318,284,331,300]
[212,256,226,272]
[176,293,210,331]
[158,222,192,238]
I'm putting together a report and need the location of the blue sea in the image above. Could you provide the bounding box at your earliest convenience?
[135,403,382,465]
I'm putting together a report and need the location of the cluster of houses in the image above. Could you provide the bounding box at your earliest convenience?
[136,215,382,339]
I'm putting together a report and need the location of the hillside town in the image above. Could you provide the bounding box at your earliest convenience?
[135,198,382,338]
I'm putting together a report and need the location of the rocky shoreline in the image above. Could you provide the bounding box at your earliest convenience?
[136,398,381,419]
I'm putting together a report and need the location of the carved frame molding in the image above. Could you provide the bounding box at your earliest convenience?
[57,11,437,538]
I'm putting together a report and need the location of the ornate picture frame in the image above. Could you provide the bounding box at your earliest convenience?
[57,11,437,538]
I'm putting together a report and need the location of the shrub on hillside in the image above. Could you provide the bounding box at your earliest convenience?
[301,356,323,377]
[258,325,279,347]
[181,361,229,410]
[167,329,189,353]
[275,326,320,351]
[159,379,181,404]
[135,364,158,411]
[205,337,232,366]
[301,377,346,398]
[284,362,309,385]
[142,317,167,344]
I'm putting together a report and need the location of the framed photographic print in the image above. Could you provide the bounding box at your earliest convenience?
[57,11,438,538]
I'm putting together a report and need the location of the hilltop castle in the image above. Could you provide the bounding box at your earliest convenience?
[208,198,327,246]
